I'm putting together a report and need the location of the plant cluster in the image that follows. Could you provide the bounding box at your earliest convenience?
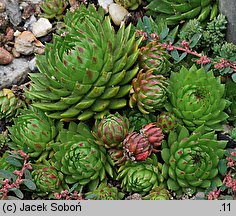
[0,1,236,200]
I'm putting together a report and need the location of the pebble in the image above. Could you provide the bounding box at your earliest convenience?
[24,14,37,30]
[5,0,22,26]
[28,57,38,72]
[98,0,113,13]
[31,18,52,38]
[0,12,9,31]
[14,30,21,37]
[14,31,44,55]
[125,193,142,200]
[108,3,129,26]
[0,58,30,89]
[12,47,20,57]
[0,47,13,65]
[0,0,6,13]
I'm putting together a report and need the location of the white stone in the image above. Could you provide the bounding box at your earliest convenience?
[31,17,52,38]
[14,30,21,37]
[98,0,113,13]
[108,3,129,26]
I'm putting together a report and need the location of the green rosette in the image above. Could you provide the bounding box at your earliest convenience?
[85,182,124,200]
[32,162,65,197]
[117,154,164,195]
[166,65,230,131]
[161,125,227,194]
[8,107,57,158]
[52,122,114,190]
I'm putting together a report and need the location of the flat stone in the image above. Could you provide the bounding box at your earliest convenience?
[5,0,22,26]
[31,17,52,38]
[0,58,30,89]
[14,30,44,55]
[219,0,236,44]
[0,47,13,65]
[28,57,38,72]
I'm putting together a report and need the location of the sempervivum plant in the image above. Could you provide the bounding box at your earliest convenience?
[92,112,129,149]
[32,162,65,197]
[52,122,113,190]
[156,111,177,133]
[124,109,156,131]
[85,182,124,200]
[140,122,164,153]
[142,186,170,200]
[124,131,153,161]
[40,0,68,20]
[28,4,142,121]
[0,89,24,121]
[114,0,142,10]
[129,69,169,114]
[117,154,164,195]
[8,107,57,158]
[166,65,230,131]
[139,41,172,76]
[161,125,227,194]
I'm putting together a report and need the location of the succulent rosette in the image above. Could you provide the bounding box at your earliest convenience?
[166,65,230,131]
[161,125,227,194]
[92,112,129,149]
[124,109,156,131]
[85,182,124,200]
[129,69,169,114]
[40,0,68,20]
[108,148,126,166]
[117,154,164,195]
[8,107,57,158]
[52,122,113,189]
[32,163,64,196]
[140,122,164,152]
[143,186,170,200]
[114,0,142,10]
[0,89,24,121]
[156,111,177,133]
[28,4,142,121]
[139,41,172,76]
[124,131,152,161]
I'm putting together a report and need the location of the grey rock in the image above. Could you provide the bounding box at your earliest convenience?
[24,14,37,30]
[0,58,30,89]
[28,57,38,72]
[0,11,8,31]
[219,0,236,44]
[5,0,21,26]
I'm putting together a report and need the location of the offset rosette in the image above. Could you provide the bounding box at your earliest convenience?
[52,122,113,189]
[129,69,169,114]
[139,41,172,76]
[8,107,57,158]
[114,0,142,10]
[0,89,24,121]
[92,112,129,149]
[117,154,164,195]
[85,182,124,200]
[156,111,177,133]
[166,65,230,131]
[143,186,170,200]
[28,4,142,121]
[32,163,64,196]
[125,109,156,131]
[161,125,227,193]
[124,131,152,161]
